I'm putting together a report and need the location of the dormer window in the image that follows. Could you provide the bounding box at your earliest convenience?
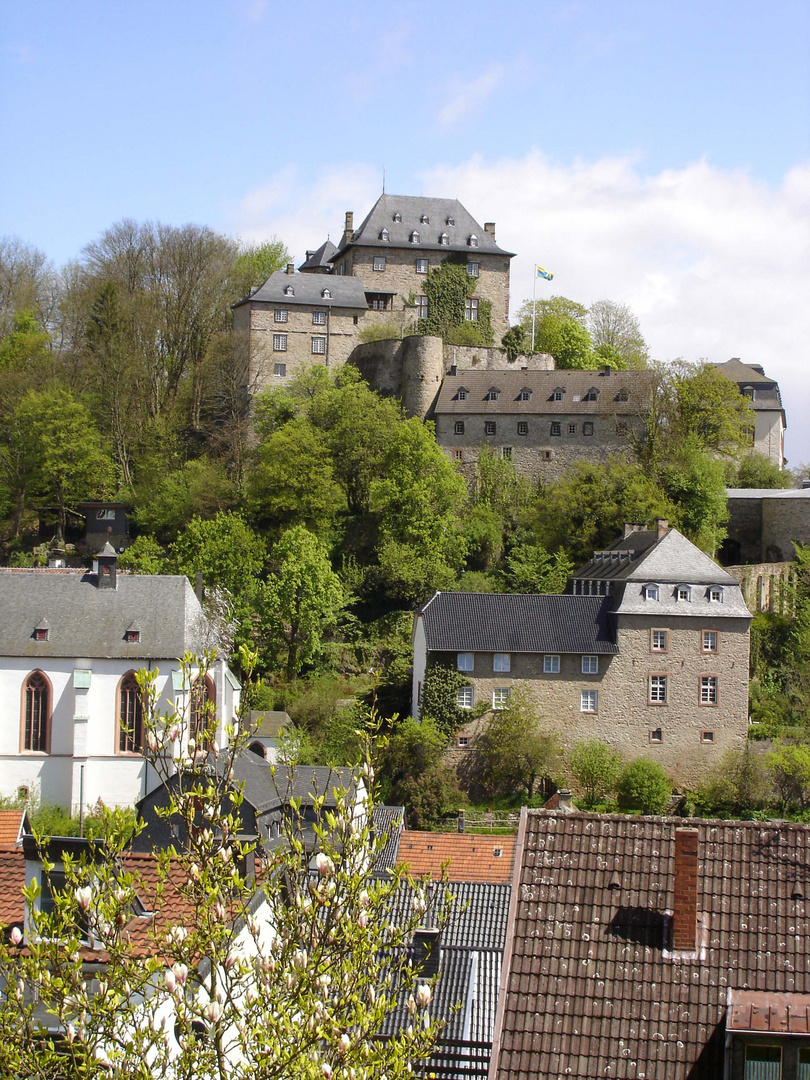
[519,388,532,402]
[457,387,469,401]
[439,232,449,246]
[33,623,49,642]
[742,386,755,400]
[468,234,479,247]
[410,231,421,244]
[379,229,389,241]
[420,214,430,224]
[322,287,332,298]
[284,285,294,296]
[125,628,141,643]
[393,212,402,222]
[486,387,500,402]
[709,586,724,602]
[583,387,599,401]
[676,585,691,602]
[616,388,629,402]
[644,583,660,601]
[552,388,565,401]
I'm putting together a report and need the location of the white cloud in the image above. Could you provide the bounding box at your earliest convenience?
[226,151,810,465]
[438,63,507,127]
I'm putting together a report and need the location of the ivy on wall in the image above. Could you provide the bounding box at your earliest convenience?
[415,257,494,347]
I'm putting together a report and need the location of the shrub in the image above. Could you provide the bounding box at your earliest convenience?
[356,320,402,344]
[616,758,671,815]
[568,740,622,808]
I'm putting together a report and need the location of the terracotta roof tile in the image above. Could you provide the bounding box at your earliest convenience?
[493,811,810,1080]
[0,810,26,846]
[397,831,515,883]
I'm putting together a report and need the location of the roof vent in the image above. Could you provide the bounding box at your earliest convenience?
[608,870,622,890]
[791,882,804,901]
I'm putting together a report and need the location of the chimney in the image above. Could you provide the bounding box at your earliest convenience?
[343,211,354,247]
[655,518,669,539]
[602,365,612,375]
[412,927,441,978]
[556,789,574,812]
[95,542,118,590]
[449,364,457,377]
[285,262,295,275]
[484,222,496,240]
[672,827,699,952]
[623,523,644,538]
[195,572,204,603]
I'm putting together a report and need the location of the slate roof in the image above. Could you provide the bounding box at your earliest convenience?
[246,710,291,739]
[0,569,201,659]
[331,194,515,258]
[418,592,619,655]
[397,831,516,884]
[713,358,784,414]
[298,238,337,272]
[727,487,809,499]
[434,368,652,415]
[232,270,368,310]
[491,810,810,1080]
[372,805,405,877]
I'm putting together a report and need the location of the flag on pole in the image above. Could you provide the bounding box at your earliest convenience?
[536,266,554,281]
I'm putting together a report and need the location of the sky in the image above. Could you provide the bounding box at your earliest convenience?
[2,0,809,462]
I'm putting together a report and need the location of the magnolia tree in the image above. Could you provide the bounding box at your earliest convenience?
[0,650,444,1079]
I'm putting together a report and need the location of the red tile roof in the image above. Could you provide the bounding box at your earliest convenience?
[492,811,810,1080]
[397,831,516,883]
[0,810,26,846]
[0,848,25,928]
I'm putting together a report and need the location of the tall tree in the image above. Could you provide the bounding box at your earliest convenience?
[0,236,58,336]
[587,299,649,369]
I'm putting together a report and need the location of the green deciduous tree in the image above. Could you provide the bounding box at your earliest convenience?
[476,686,561,799]
[567,739,622,808]
[616,758,671,815]
[767,740,810,814]
[587,299,649,369]
[259,526,345,680]
[170,512,266,609]
[502,542,572,594]
[136,458,239,542]
[117,534,166,575]
[734,452,793,489]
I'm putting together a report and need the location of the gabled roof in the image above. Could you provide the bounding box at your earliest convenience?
[297,238,337,272]
[331,194,515,258]
[434,368,652,415]
[713,358,784,414]
[0,810,29,846]
[491,810,810,1080]
[418,593,618,655]
[397,831,516,884]
[232,271,368,310]
[0,569,202,659]
[372,805,405,876]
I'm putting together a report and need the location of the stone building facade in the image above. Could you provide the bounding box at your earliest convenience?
[722,487,810,564]
[328,194,514,342]
[412,524,751,788]
[232,265,368,392]
[432,366,653,484]
[713,358,786,468]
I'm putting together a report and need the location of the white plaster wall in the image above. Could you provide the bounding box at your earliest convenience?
[411,617,427,716]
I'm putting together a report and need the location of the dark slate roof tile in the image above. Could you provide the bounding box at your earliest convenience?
[419,592,618,654]
[233,271,368,310]
[435,368,652,415]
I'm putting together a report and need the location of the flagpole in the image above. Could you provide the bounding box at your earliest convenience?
[532,267,537,354]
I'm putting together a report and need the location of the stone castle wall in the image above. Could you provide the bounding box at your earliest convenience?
[725,562,797,614]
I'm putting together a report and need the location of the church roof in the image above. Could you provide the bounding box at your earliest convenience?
[331,194,515,258]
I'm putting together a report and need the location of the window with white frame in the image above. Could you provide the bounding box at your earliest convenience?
[468,234,479,247]
[552,388,564,401]
[457,686,474,709]
[543,655,560,673]
[454,421,465,435]
[457,387,468,401]
[312,311,326,325]
[518,421,528,435]
[379,229,389,241]
[550,422,561,437]
[439,232,449,246]
[502,447,512,459]
[486,387,500,401]
[458,736,469,747]
[311,337,326,355]
[492,687,510,709]
[700,675,718,705]
[567,423,577,435]
[415,295,428,319]
[702,630,718,653]
[581,690,598,712]
[519,388,531,402]
[467,262,479,277]
[649,675,668,703]
[485,421,496,436]
[273,334,287,352]
[644,583,660,601]
[651,629,668,652]
[415,259,429,274]
[457,652,474,672]
[465,298,479,321]
[274,309,288,323]
[582,655,598,674]
[650,728,663,743]
[676,585,691,601]
[284,285,294,296]
[410,231,421,244]
[709,586,724,602]
[493,653,511,672]
[420,214,430,224]
[321,288,331,298]
[454,449,463,462]
[273,363,286,377]
[373,256,386,271]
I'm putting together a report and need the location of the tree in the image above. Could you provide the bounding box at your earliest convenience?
[117,534,166,575]
[567,740,622,808]
[418,663,469,741]
[381,717,463,829]
[501,325,527,362]
[587,300,649,369]
[692,745,771,818]
[136,458,238,542]
[12,387,115,540]
[535,313,594,369]
[735,452,793,490]
[169,512,266,611]
[259,526,345,680]
[502,542,572,594]
[229,238,290,301]
[670,362,753,458]
[659,438,729,554]
[616,758,671,815]
[476,685,560,798]
[0,654,442,1079]
[0,236,58,336]
[767,740,810,814]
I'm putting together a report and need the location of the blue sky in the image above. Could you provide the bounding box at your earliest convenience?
[2,0,809,460]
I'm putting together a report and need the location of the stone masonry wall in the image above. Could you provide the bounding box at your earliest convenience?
[445,613,749,789]
[247,304,360,392]
[725,562,797,614]
[435,411,645,484]
[762,497,810,561]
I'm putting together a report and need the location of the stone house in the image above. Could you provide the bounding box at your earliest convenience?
[232,264,368,392]
[489,809,810,1080]
[0,545,240,813]
[411,522,752,788]
[432,365,653,483]
[723,487,810,565]
[327,194,514,342]
[714,357,786,468]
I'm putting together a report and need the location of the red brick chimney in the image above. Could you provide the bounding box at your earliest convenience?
[672,827,699,951]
